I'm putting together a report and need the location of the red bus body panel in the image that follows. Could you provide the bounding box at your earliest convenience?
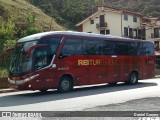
[8,32,155,90]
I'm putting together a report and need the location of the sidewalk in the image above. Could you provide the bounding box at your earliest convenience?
[0,76,159,94]
[0,88,18,93]
[155,75,160,78]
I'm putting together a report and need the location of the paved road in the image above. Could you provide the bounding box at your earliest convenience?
[0,78,160,112]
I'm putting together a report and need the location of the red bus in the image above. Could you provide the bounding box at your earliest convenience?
[7,31,155,92]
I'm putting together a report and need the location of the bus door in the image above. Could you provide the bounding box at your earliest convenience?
[58,38,89,86]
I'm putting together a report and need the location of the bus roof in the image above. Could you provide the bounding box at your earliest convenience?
[17,31,152,43]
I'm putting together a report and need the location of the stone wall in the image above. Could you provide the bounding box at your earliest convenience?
[0,77,9,88]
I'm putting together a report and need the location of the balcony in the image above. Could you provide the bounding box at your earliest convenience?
[141,19,151,26]
[96,22,107,29]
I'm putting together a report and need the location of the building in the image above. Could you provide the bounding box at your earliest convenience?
[76,6,160,51]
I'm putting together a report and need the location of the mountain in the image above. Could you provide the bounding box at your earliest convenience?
[28,0,160,30]
[106,0,160,17]
[0,0,64,76]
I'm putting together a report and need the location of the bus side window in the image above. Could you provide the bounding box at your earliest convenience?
[115,41,129,55]
[34,46,50,70]
[61,38,83,56]
[38,37,62,55]
[103,41,115,55]
[129,43,138,56]
[143,42,154,56]
[83,39,103,55]
[138,43,144,55]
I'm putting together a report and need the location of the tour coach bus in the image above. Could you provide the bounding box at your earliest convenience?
[6,31,155,92]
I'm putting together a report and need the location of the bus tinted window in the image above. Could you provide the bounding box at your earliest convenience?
[139,43,144,55]
[34,46,52,70]
[61,38,154,56]
[128,42,138,56]
[62,38,83,56]
[115,41,129,55]
[38,37,62,54]
[103,41,115,55]
[143,42,154,55]
[83,39,103,55]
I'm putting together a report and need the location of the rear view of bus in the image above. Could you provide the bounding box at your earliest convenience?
[6,31,155,93]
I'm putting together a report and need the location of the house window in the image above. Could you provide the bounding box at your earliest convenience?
[106,30,110,34]
[124,27,128,37]
[129,28,133,38]
[124,14,128,21]
[100,30,110,35]
[100,30,105,35]
[133,16,137,22]
[154,28,159,38]
[138,29,142,39]
[133,29,138,38]
[90,19,94,24]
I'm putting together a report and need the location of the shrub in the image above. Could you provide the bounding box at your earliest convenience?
[0,68,8,77]
[21,27,42,37]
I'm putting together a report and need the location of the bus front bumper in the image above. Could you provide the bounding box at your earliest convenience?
[8,74,41,90]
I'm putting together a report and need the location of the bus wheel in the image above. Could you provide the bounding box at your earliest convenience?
[127,72,138,85]
[58,76,73,93]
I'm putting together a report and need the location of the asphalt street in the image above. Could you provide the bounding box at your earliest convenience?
[0,78,160,120]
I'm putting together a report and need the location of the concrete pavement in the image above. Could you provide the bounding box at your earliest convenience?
[0,76,159,94]
[0,88,18,93]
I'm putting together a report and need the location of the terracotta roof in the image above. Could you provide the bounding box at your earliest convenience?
[76,10,102,26]
[76,5,158,26]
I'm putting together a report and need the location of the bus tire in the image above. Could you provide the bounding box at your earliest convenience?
[127,72,138,85]
[58,76,73,93]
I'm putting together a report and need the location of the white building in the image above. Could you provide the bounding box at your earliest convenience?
[76,6,160,51]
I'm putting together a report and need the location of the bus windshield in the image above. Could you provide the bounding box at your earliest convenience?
[10,37,62,75]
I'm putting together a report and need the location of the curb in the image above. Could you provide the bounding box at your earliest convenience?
[155,75,160,78]
[0,89,18,93]
[0,77,159,94]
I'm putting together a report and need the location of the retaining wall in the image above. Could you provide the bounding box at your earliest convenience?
[0,77,9,88]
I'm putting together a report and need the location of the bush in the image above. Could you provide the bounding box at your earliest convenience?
[0,19,15,40]
[4,39,16,49]
[21,27,42,37]
[0,16,42,77]
[0,68,8,77]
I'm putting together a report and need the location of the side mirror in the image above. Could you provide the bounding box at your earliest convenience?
[1,48,14,64]
[26,44,49,58]
[59,53,71,59]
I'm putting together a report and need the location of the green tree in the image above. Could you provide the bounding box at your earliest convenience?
[61,0,85,23]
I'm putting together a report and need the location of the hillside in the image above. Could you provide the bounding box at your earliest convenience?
[107,0,160,16]
[0,0,64,31]
[28,0,160,30]
[0,0,64,77]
